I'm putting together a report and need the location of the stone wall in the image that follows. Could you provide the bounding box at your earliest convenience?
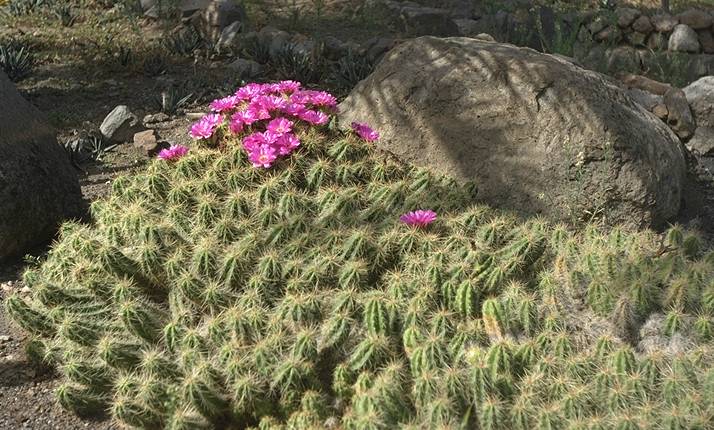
[383,1,714,86]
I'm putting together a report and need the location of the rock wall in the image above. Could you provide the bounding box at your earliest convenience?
[383,1,714,85]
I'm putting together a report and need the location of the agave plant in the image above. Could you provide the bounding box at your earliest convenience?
[273,42,327,84]
[153,85,193,114]
[332,49,375,91]
[54,4,77,27]
[0,39,34,82]
[5,0,49,15]
[163,27,203,57]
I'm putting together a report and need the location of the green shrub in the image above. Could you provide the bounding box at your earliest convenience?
[6,84,714,429]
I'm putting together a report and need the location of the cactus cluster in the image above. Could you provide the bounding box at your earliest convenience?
[6,97,714,428]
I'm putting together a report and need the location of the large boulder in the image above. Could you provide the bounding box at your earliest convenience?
[339,37,686,228]
[0,71,83,260]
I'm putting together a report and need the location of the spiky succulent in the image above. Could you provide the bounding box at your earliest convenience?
[0,38,33,81]
[6,84,714,429]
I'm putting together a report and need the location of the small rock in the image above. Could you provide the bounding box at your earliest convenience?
[653,103,669,120]
[677,9,713,30]
[364,37,397,63]
[258,26,291,59]
[626,88,662,111]
[322,36,349,60]
[20,286,31,294]
[133,130,158,156]
[698,30,714,54]
[474,33,496,42]
[227,58,263,78]
[595,25,622,43]
[454,18,485,37]
[632,15,653,34]
[0,335,11,343]
[686,126,714,155]
[216,20,243,51]
[143,5,160,19]
[646,32,667,51]
[626,31,647,46]
[100,105,142,143]
[139,0,156,11]
[616,7,640,28]
[179,0,212,16]
[401,6,460,36]
[683,76,714,128]
[202,0,247,41]
[621,73,672,95]
[668,24,700,53]
[588,15,608,35]
[143,112,170,124]
[664,87,697,140]
[652,13,679,33]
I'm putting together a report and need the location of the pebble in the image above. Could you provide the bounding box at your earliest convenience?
[0,335,11,343]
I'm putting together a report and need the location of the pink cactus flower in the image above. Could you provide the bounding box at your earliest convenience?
[298,109,329,125]
[276,133,300,155]
[267,117,293,135]
[289,91,312,105]
[189,114,222,139]
[210,95,239,112]
[229,118,244,134]
[307,91,337,108]
[400,210,437,227]
[235,83,267,101]
[242,131,279,152]
[351,122,380,142]
[282,102,306,117]
[233,109,259,125]
[157,145,189,161]
[249,143,278,168]
[277,80,302,94]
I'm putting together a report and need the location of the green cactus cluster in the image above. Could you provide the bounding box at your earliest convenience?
[6,126,714,429]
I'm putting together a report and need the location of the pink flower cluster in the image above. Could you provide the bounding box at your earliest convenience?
[189,81,338,168]
[157,144,189,161]
[400,210,437,227]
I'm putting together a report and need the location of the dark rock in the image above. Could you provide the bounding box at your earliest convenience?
[202,0,247,42]
[626,31,648,46]
[632,16,653,34]
[652,13,678,33]
[401,6,460,36]
[227,58,263,78]
[646,32,667,50]
[664,87,697,140]
[595,25,622,43]
[0,71,84,260]
[697,30,714,54]
[616,7,640,28]
[677,9,713,30]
